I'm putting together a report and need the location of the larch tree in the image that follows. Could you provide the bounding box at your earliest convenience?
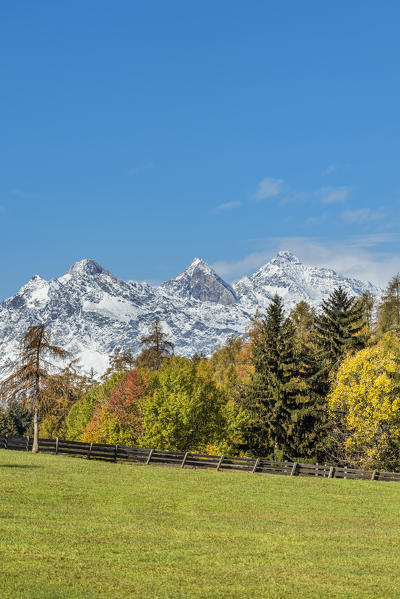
[377,274,400,335]
[136,318,174,370]
[1,324,68,452]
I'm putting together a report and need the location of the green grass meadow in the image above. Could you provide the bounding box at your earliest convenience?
[1,450,400,598]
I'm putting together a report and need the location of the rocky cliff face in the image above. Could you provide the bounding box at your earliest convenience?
[0,253,381,377]
[161,258,238,306]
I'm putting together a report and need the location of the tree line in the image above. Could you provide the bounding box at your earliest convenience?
[2,274,400,470]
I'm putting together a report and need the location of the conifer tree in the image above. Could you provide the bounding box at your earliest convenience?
[242,295,297,459]
[0,325,68,452]
[102,347,136,380]
[136,318,174,370]
[377,274,400,335]
[314,286,365,379]
[355,290,375,331]
[289,301,316,347]
[288,330,330,461]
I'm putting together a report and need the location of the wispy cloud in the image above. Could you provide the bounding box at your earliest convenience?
[253,177,284,201]
[212,234,400,287]
[341,208,386,225]
[318,186,350,204]
[215,200,241,213]
[321,164,336,176]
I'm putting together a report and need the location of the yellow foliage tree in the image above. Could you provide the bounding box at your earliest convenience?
[328,333,400,469]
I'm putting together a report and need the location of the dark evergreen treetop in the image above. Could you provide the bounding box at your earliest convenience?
[243,294,298,459]
[315,286,365,370]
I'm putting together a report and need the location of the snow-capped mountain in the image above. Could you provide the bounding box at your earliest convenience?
[233,251,380,312]
[0,252,381,377]
[162,258,238,306]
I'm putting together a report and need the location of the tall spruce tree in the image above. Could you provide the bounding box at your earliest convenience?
[288,330,330,461]
[314,287,365,380]
[242,295,297,459]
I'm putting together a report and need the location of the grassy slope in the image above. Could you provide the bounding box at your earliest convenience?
[0,451,399,599]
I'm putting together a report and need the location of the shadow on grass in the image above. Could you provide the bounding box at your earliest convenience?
[0,464,40,469]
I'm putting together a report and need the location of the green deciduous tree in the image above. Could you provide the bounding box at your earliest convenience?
[65,372,125,440]
[143,356,225,451]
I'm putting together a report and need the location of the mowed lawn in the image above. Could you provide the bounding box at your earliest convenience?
[1,451,400,599]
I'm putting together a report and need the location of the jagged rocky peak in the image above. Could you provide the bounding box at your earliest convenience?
[271,250,301,265]
[161,257,238,306]
[65,259,107,276]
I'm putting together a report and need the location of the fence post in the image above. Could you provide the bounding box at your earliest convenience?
[55,437,59,455]
[114,444,118,462]
[216,455,224,471]
[328,466,335,478]
[4,435,8,450]
[344,466,348,479]
[290,462,298,476]
[181,452,188,469]
[146,448,154,465]
[315,462,319,477]
[87,443,92,460]
[26,436,30,451]
[251,457,260,474]
[371,469,378,481]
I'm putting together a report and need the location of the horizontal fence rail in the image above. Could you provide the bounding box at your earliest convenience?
[1,435,400,483]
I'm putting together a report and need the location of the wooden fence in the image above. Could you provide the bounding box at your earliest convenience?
[1,434,400,483]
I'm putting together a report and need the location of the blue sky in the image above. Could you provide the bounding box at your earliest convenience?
[1,1,400,299]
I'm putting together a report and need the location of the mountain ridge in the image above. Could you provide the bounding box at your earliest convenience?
[0,252,381,376]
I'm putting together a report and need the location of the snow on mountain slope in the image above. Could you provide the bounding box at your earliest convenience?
[161,258,238,306]
[0,253,381,377]
[233,251,380,312]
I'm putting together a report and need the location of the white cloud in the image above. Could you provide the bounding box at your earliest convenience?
[212,234,400,287]
[341,208,385,225]
[212,251,276,281]
[318,186,350,204]
[321,164,336,176]
[253,177,284,201]
[215,200,241,213]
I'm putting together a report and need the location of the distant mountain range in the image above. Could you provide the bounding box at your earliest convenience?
[0,252,381,376]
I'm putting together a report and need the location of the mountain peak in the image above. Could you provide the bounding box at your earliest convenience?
[176,257,215,279]
[65,259,107,277]
[274,251,301,264]
[162,258,238,306]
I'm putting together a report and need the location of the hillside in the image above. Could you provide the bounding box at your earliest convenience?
[1,450,399,598]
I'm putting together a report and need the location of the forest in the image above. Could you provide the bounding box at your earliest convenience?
[2,274,400,471]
